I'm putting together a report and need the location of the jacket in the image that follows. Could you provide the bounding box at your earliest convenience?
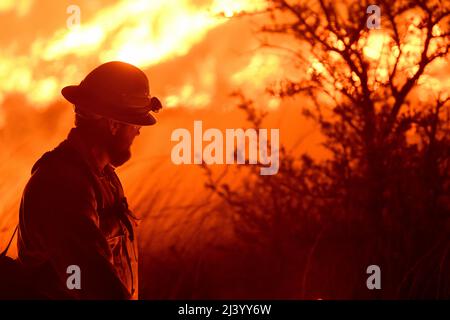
[17,128,138,299]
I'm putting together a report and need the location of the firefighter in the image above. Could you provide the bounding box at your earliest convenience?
[17,61,162,299]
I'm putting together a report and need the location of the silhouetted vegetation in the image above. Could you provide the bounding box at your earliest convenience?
[199,0,450,299]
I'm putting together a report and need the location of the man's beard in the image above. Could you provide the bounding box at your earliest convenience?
[106,128,132,167]
[109,144,131,167]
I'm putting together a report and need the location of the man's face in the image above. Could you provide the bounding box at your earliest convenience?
[106,122,141,167]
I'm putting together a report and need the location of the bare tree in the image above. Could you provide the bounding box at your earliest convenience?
[205,0,450,298]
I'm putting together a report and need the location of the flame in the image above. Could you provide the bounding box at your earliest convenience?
[231,52,283,109]
[166,84,212,108]
[0,0,265,109]
[308,59,326,75]
[211,0,266,18]
[44,0,223,66]
[0,0,33,16]
[363,32,390,60]
[0,0,445,116]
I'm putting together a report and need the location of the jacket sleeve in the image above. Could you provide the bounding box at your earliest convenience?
[21,167,131,300]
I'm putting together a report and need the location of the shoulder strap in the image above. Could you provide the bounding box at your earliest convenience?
[1,225,18,257]
[105,166,137,241]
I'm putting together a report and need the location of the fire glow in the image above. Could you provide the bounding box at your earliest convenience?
[0,0,267,109]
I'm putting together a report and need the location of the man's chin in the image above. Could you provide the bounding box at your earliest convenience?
[109,150,131,167]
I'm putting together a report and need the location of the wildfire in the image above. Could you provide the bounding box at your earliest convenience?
[231,52,284,110]
[0,0,33,16]
[0,0,446,121]
[0,0,266,110]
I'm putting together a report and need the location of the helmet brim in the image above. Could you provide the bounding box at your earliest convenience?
[61,85,157,126]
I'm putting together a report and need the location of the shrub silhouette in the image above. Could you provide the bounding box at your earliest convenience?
[203,0,450,298]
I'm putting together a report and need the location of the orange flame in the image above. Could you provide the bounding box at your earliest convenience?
[0,0,266,111]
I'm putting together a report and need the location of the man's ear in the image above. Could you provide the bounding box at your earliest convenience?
[107,119,121,136]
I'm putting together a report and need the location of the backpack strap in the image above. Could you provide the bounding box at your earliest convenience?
[1,225,18,257]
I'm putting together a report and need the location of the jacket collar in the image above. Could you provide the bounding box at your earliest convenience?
[66,127,114,177]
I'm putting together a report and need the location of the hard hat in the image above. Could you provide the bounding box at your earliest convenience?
[61,61,162,126]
